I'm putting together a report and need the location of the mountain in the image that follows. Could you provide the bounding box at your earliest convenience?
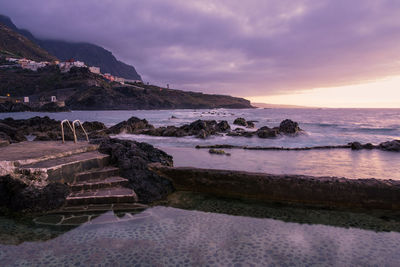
[0,22,56,61]
[0,66,253,110]
[37,40,141,80]
[0,15,141,80]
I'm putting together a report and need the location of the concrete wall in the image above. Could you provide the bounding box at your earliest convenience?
[150,164,400,210]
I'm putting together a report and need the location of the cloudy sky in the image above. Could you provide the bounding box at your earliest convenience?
[1,0,400,107]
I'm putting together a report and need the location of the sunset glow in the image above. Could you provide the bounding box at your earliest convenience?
[250,75,400,108]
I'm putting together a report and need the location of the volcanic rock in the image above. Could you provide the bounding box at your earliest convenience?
[256,126,278,138]
[106,117,154,135]
[279,119,301,134]
[379,140,400,152]
[96,138,174,203]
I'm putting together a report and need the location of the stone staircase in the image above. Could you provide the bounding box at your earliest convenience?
[18,148,138,209]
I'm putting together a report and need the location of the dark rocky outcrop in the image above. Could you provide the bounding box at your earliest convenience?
[233,117,255,128]
[209,149,231,156]
[279,119,302,134]
[111,117,232,139]
[0,122,27,143]
[0,175,69,212]
[82,121,107,132]
[0,101,70,113]
[349,140,400,152]
[256,126,279,138]
[96,138,174,203]
[228,119,302,139]
[379,140,400,152]
[180,119,231,137]
[233,117,247,126]
[106,117,154,135]
[0,116,104,142]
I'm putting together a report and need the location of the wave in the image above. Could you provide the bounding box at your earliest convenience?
[338,127,399,134]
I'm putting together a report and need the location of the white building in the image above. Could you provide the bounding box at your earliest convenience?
[114,77,125,83]
[89,66,100,74]
[23,97,29,103]
[58,60,86,72]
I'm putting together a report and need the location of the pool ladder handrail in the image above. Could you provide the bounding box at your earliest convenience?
[60,119,89,143]
[72,120,89,143]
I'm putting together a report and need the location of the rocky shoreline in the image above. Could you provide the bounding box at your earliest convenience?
[0,115,399,214]
[0,101,70,113]
[195,140,400,152]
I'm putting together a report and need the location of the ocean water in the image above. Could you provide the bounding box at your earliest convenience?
[2,108,399,148]
[1,108,400,179]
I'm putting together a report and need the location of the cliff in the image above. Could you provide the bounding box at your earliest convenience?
[0,14,141,80]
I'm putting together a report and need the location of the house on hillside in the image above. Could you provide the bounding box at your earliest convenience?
[89,66,100,74]
[103,73,115,81]
[58,59,86,72]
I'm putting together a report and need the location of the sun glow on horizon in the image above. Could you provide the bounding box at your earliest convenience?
[249,75,400,108]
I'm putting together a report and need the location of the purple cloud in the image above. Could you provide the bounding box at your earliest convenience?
[1,0,400,97]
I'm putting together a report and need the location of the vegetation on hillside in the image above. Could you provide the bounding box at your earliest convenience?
[0,23,57,62]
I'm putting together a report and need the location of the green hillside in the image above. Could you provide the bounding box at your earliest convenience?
[0,23,57,62]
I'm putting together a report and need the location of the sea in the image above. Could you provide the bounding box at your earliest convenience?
[1,108,400,180]
[1,108,400,266]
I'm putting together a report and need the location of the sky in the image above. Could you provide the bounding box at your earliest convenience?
[1,0,400,108]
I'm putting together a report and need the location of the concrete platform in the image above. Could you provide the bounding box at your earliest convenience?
[0,141,98,176]
[20,151,110,183]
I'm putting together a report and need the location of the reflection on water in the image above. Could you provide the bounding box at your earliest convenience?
[1,194,400,266]
[161,146,400,180]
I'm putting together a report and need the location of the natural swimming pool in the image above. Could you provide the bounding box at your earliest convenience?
[1,192,400,266]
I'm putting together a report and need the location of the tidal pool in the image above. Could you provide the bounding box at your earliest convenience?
[1,193,400,266]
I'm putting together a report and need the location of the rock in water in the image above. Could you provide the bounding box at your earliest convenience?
[82,121,107,132]
[256,126,278,138]
[216,121,231,132]
[279,119,301,134]
[106,116,154,134]
[209,149,231,156]
[233,117,247,126]
[379,140,400,152]
[350,141,363,150]
[97,138,174,203]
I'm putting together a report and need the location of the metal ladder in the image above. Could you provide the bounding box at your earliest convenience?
[61,119,89,143]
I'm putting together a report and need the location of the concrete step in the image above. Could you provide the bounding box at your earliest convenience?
[69,176,129,192]
[66,187,138,205]
[74,166,120,183]
[47,203,149,214]
[19,151,110,183]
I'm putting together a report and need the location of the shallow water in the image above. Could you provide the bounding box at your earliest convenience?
[159,146,400,180]
[1,201,400,266]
